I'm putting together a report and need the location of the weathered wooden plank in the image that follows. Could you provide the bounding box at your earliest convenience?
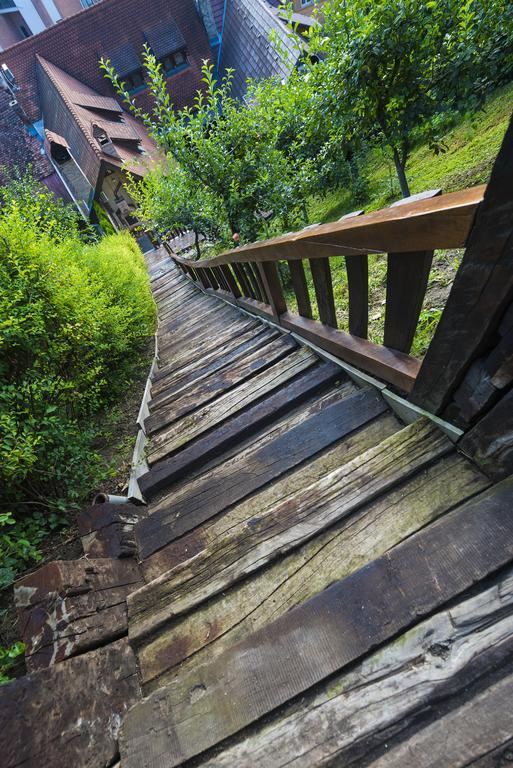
[137,388,388,561]
[280,311,421,392]
[146,347,318,465]
[309,256,338,327]
[161,567,513,768]
[459,387,513,479]
[139,362,341,499]
[411,116,513,412]
[152,319,261,387]
[345,253,368,338]
[139,403,391,584]
[287,259,312,318]
[138,448,486,690]
[130,420,452,642]
[77,502,141,559]
[145,336,298,436]
[191,567,513,768]
[121,477,513,767]
[384,250,434,353]
[157,317,260,369]
[1,638,140,768]
[367,673,513,768]
[15,559,142,671]
[150,328,279,404]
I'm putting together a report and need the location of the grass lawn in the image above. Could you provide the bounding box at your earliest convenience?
[286,83,513,357]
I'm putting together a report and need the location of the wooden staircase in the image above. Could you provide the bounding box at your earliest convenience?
[3,120,513,767]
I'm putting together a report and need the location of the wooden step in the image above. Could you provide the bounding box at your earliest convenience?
[137,452,488,691]
[0,638,140,768]
[145,335,299,436]
[15,558,142,671]
[137,386,388,561]
[129,419,452,644]
[139,361,342,499]
[169,566,513,768]
[77,502,142,559]
[146,347,318,465]
[120,477,513,767]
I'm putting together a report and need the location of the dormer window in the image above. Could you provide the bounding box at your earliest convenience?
[107,42,146,95]
[124,69,145,93]
[93,124,110,146]
[158,49,187,76]
[144,18,188,78]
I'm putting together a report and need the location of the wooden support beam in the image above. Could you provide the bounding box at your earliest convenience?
[411,115,513,412]
[280,311,420,391]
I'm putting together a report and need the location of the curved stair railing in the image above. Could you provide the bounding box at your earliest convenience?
[166,185,483,394]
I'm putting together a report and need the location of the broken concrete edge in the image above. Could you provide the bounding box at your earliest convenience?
[175,267,464,443]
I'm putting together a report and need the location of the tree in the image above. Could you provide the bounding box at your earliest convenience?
[124,163,223,259]
[306,0,513,197]
[102,51,315,246]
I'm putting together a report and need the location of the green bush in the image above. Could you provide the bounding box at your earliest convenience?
[0,178,156,588]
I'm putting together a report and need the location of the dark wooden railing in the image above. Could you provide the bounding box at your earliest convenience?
[165,185,484,393]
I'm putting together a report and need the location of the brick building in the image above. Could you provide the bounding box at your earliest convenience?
[0,0,299,231]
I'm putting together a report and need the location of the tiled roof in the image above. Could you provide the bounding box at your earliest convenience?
[106,42,142,78]
[0,89,53,185]
[219,0,300,101]
[144,19,186,58]
[37,55,157,184]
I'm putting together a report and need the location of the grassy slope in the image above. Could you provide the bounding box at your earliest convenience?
[290,83,513,357]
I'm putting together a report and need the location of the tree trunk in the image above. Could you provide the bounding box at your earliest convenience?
[193,229,201,260]
[392,148,411,198]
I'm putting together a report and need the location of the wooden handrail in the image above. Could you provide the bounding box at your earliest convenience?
[168,184,486,393]
[173,185,484,269]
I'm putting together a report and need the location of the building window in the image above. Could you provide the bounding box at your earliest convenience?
[158,49,188,76]
[124,69,145,93]
[80,0,102,7]
[19,25,31,38]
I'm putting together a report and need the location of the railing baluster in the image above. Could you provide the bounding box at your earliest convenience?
[287,260,312,319]
[220,264,241,298]
[196,268,211,290]
[345,254,368,338]
[384,250,434,353]
[232,263,253,298]
[242,263,262,301]
[213,266,229,292]
[309,257,337,328]
[251,263,268,303]
[205,267,219,290]
[257,261,287,321]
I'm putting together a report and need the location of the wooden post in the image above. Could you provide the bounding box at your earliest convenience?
[410,114,513,413]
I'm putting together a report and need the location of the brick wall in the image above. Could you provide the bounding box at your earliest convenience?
[0,0,213,123]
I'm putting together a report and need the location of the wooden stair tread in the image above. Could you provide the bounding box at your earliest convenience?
[120,477,513,767]
[137,386,388,561]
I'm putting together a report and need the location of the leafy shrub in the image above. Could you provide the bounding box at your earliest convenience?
[0,176,156,587]
[0,641,25,685]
